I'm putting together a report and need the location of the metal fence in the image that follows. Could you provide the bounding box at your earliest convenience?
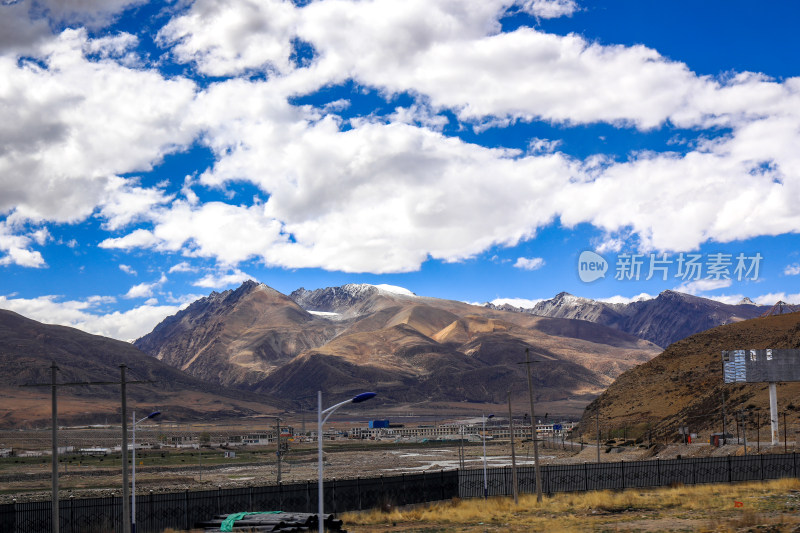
[458,453,800,498]
[1,454,797,533]
[0,470,459,533]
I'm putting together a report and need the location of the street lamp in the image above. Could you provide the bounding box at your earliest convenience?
[132,410,160,533]
[318,391,376,533]
[317,391,377,533]
[482,413,494,499]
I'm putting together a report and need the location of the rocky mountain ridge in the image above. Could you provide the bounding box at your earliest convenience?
[135,281,662,413]
[487,290,769,348]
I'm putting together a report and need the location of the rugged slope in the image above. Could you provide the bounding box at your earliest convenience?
[0,310,281,427]
[496,290,769,348]
[289,284,410,318]
[577,312,800,439]
[138,281,662,412]
[135,281,345,387]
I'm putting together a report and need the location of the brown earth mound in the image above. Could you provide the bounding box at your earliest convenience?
[578,312,800,439]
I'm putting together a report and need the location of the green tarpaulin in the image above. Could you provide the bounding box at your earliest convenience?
[220,511,283,532]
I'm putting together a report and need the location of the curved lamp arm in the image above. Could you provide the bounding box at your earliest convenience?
[321,393,376,425]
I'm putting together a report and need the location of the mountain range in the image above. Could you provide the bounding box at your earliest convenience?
[487,290,768,348]
[134,281,661,414]
[2,281,782,426]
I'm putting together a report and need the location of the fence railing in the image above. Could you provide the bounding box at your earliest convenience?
[459,453,799,498]
[1,453,797,533]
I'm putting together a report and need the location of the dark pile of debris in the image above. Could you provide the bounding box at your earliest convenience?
[196,511,346,532]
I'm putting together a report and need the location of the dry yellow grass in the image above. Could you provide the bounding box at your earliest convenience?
[342,478,800,532]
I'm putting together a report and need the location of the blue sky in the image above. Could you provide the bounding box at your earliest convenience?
[1,0,800,340]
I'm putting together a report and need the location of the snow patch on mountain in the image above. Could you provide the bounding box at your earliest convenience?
[598,293,655,305]
[308,310,341,317]
[490,297,544,309]
[373,284,416,296]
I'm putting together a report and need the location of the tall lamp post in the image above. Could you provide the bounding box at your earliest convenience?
[318,391,376,533]
[482,414,495,499]
[132,410,160,533]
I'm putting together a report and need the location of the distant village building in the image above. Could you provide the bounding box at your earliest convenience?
[351,420,576,441]
[79,447,110,456]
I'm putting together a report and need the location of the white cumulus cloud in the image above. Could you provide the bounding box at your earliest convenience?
[123,274,167,299]
[674,278,733,295]
[0,29,197,225]
[0,293,183,341]
[784,263,800,276]
[514,257,545,270]
[193,269,252,289]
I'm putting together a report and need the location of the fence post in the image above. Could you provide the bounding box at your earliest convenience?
[656,458,661,487]
[727,455,732,484]
[184,490,189,531]
[584,462,588,492]
[357,477,361,511]
[692,458,696,486]
[620,461,624,490]
[248,486,252,510]
[69,494,73,533]
[794,453,797,478]
[543,466,550,495]
[402,474,406,506]
[441,470,445,501]
[217,486,221,516]
[760,454,764,481]
[149,490,153,532]
[332,478,336,514]
[278,482,283,510]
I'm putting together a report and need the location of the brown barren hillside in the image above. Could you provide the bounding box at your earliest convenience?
[579,312,800,438]
[0,310,282,427]
[137,281,662,414]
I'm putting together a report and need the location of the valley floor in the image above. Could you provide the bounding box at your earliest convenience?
[1,438,797,504]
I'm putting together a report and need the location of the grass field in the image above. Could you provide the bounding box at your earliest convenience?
[341,478,800,532]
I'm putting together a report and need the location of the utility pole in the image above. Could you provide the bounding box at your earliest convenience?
[22,363,152,533]
[784,412,788,453]
[756,412,760,453]
[741,411,748,456]
[596,402,600,464]
[51,363,59,533]
[521,348,542,503]
[275,417,283,484]
[459,424,465,469]
[121,365,131,533]
[507,391,518,505]
[722,390,727,445]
